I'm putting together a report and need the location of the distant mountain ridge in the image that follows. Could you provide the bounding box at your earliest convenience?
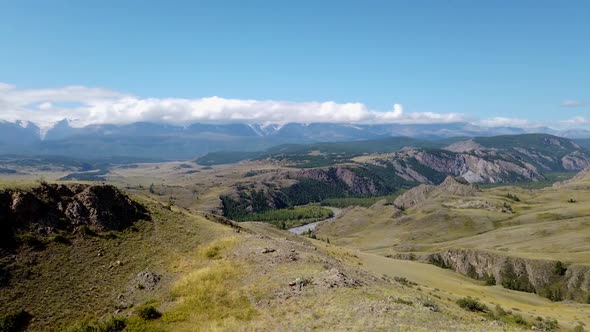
[220,134,590,221]
[2,119,590,160]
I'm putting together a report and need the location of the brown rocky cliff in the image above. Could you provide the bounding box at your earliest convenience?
[423,249,589,303]
[0,183,148,248]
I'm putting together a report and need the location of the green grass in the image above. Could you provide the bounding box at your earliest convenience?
[65,316,126,332]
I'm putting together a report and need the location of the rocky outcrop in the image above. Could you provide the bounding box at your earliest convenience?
[0,183,148,248]
[561,151,590,170]
[393,176,479,209]
[423,249,590,303]
[393,184,434,209]
[374,148,542,184]
[314,268,362,288]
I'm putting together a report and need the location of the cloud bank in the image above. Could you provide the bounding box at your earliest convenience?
[560,116,589,126]
[477,117,532,128]
[0,83,586,130]
[0,83,463,128]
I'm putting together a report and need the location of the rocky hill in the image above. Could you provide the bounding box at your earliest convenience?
[447,134,590,171]
[0,183,147,250]
[393,176,479,209]
[216,134,590,222]
[370,148,540,184]
[220,166,393,220]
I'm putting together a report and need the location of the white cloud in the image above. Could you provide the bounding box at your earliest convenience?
[0,83,464,128]
[562,100,585,107]
[1,83,586,130]
[560,116,589,126]
[478,117,532,128]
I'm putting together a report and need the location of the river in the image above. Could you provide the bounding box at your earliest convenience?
[288,207,342,235]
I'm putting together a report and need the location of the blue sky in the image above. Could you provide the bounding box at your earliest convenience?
[0,0,588,127]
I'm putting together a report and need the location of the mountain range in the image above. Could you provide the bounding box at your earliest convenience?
[2,119,590,160]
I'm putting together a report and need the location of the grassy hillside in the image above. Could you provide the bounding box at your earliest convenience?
[317,174,590,264]
[0,185,522,331]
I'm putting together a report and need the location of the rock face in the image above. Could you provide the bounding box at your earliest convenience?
[297,167,379,196]
[375,148,542,184]
[561,151,590,170]
[446,135,590,173]
[0,183,147,248]
[393,176,479,209]
[424,249,590,303]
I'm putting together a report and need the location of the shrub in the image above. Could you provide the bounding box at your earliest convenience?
[78,225,96,237]
[541,285,563,301]
[50,234,71,244]
[512,314,530,327]
[506,193,520,202]
[18,233,45,250]
[136,305,162,320]
[391,297,413,306]
[483,274,496,286]
[456,297,488,312]
[0,265,9,287]
[553,261,567,276]
[203,245,222,259]
[573,324,585,332]
[494,305,507,317]
[532,318,558,331]
[394,276,417,287]
[67,317,126,332]
[103,231,118,240]
[500,262,534,293]
[419,296,439,312]
[0,310,31,332]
